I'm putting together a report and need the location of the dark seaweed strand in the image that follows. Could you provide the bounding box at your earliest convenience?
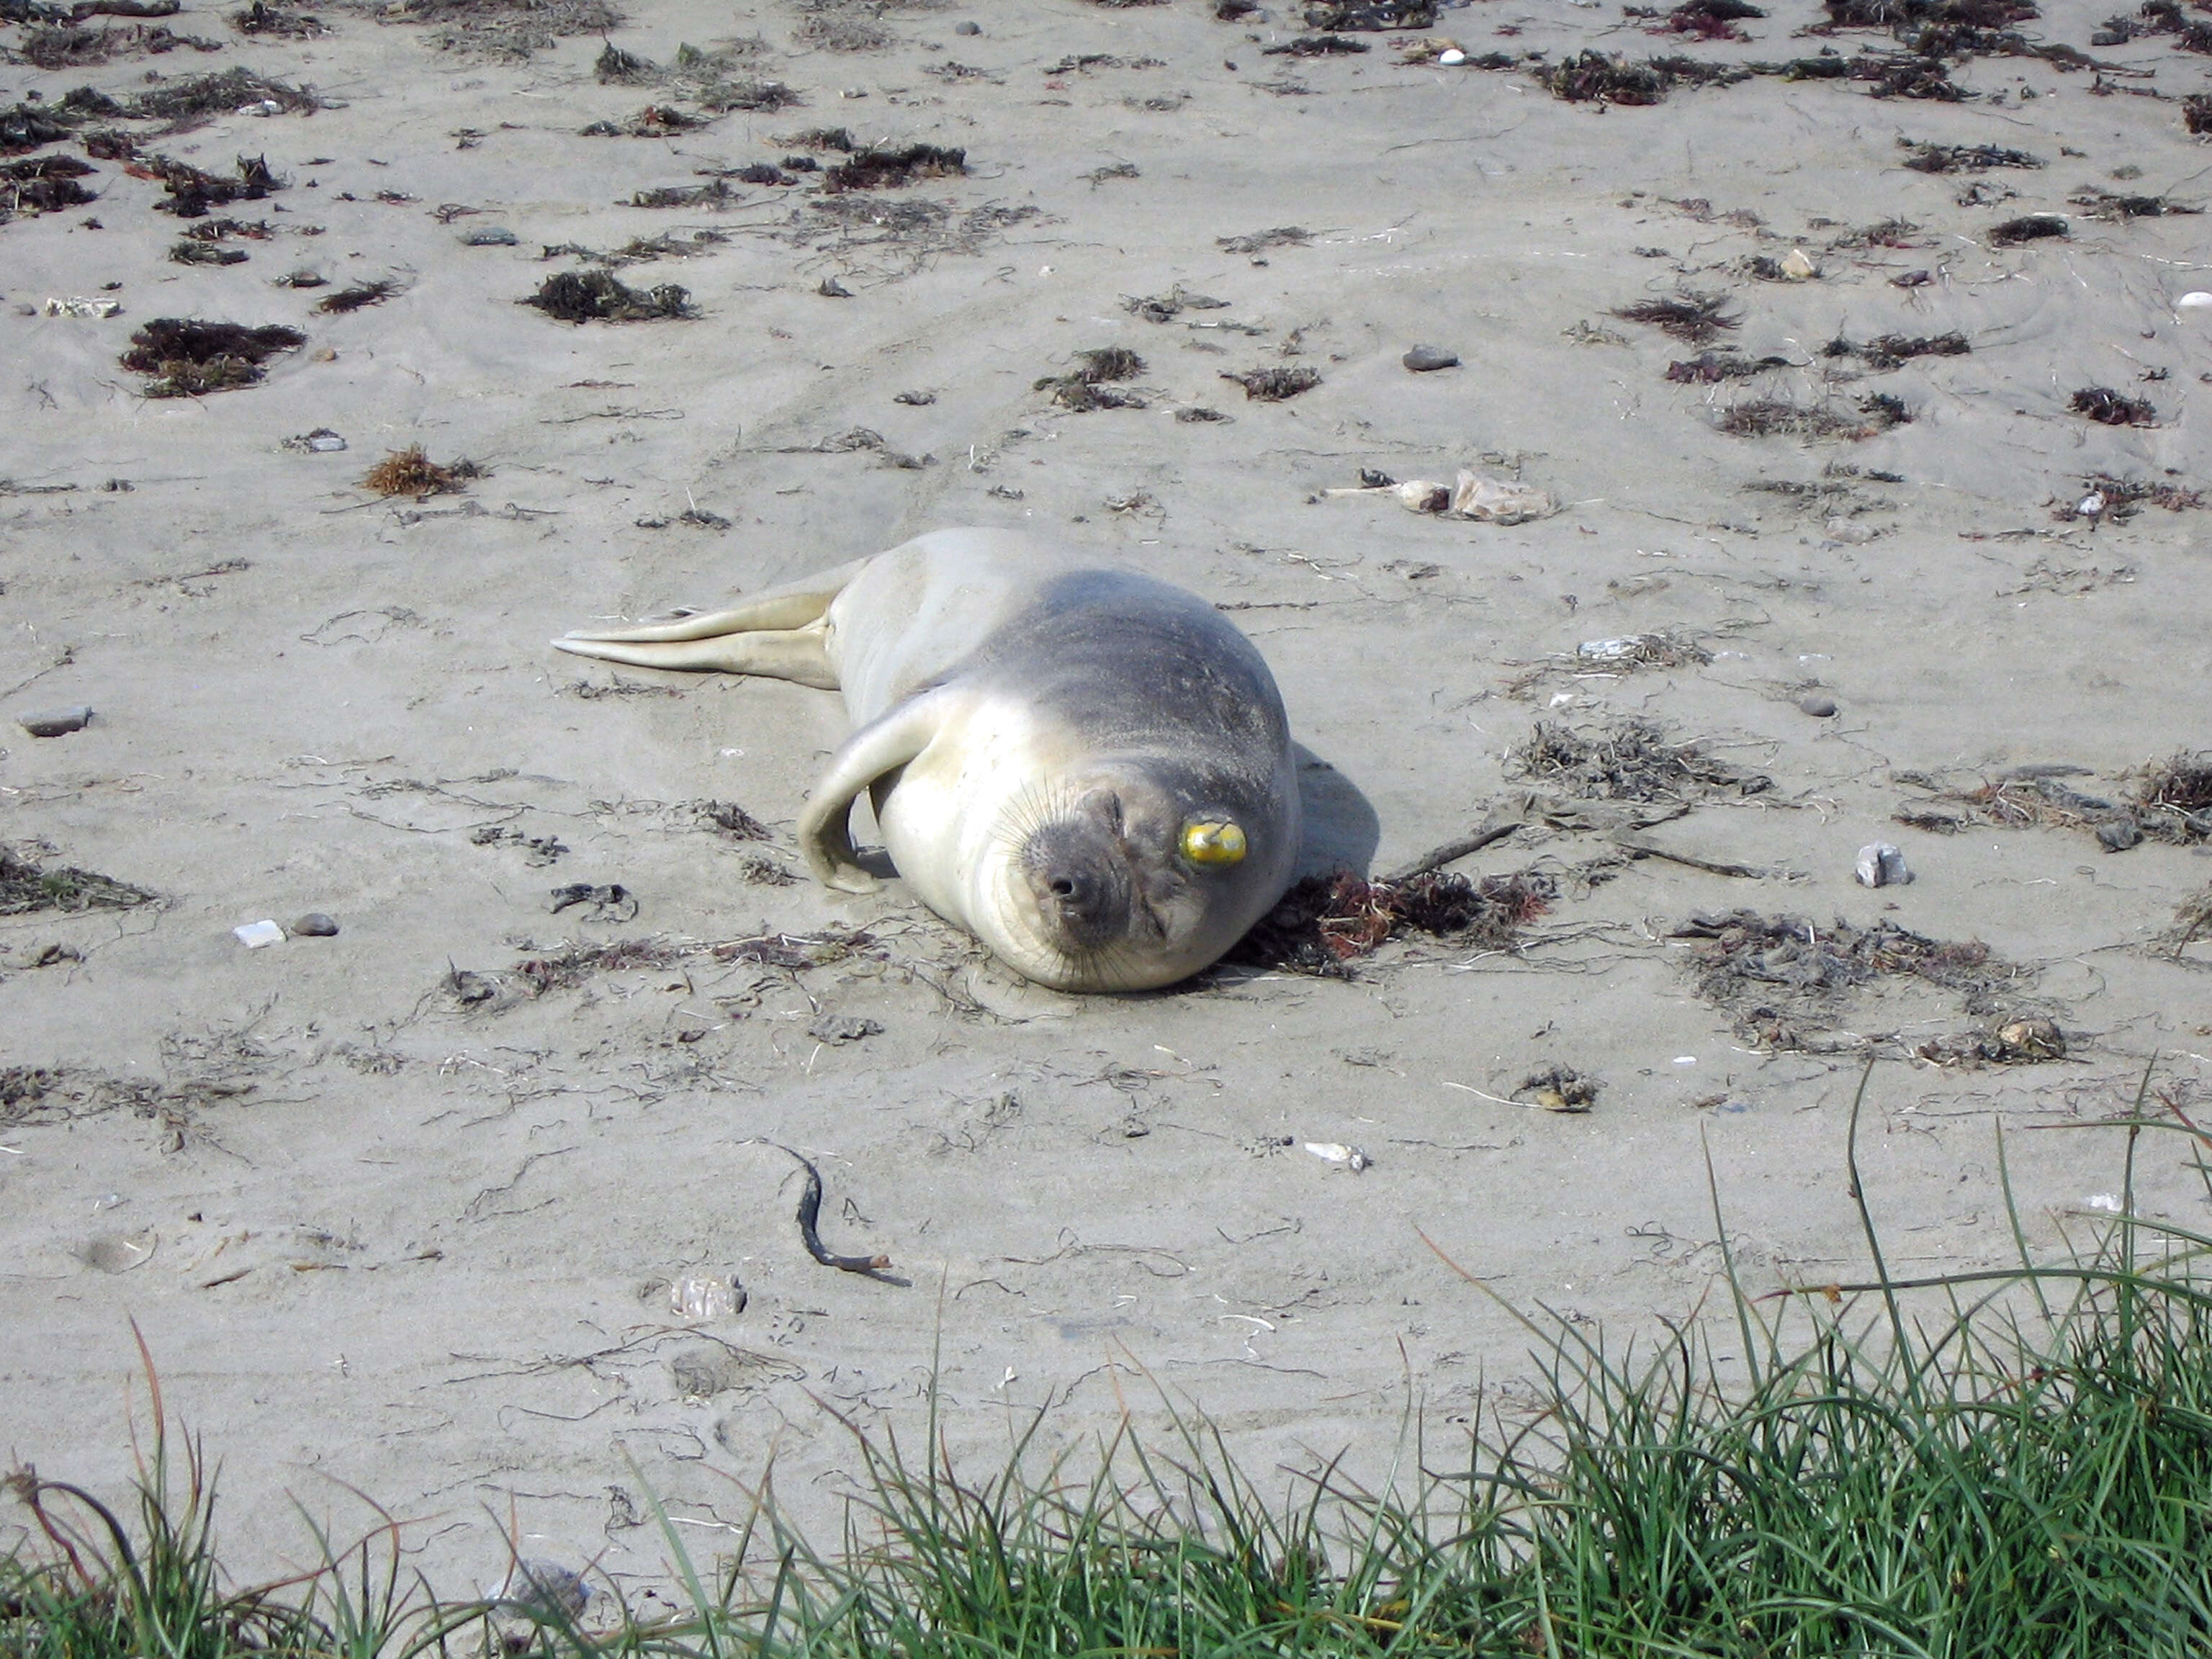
[750,1140,891,1273]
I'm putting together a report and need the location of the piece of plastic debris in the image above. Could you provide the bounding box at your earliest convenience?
[17,706,92,737]
[289,912,339,937]
[44,296,121,319]
[1855,842,1911,888]
[1325,470,1557,524]
[1578,637,1647,661]
[234,920,286,948]
[1797,693,1839,718]
[670,1274,745,1319]
[1439,47,1466,64]
[1778,246,1819,280]
[2085,1192,2123,1213]
[1303,1141,1371,1172]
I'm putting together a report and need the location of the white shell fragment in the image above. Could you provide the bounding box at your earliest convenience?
[44,296,121,319]
[1439,47,1467,64]
[1304,1141,1372,1172]
[2178,292,2212,308]
[1578,637,1647,661]
[670,1274,745,1319]
[2077,490,2106,521]
[1855,843,1912,888]
[233,920,286,949]
[1778,246,1819,280]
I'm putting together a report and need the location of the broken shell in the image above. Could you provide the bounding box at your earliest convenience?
[2077,491,2106,520]
[1854,842,1911,888]
[2179,292,2212,308]
[1439,47,1466,65]
[1997,1017,2065,1059]
[1303,1141,1372,1172]
[1778,246,1819,281]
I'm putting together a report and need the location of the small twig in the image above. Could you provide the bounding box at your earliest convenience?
[1606,830,1777,878]
[1383,821,1520,883]
[743,1140,893,1277]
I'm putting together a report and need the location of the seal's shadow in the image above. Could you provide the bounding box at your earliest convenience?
[1292,745,1380,880]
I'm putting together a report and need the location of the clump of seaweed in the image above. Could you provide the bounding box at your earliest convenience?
[1901,138,2042,171]
[2067,473,2205,519]
[2185,92,2212,133]
[520,269,694,322]
[1123,283,1230,323]
[1,102,81,154]
[1675,907,2021,1050]
[0,846,158,914]
[1303,0,1434,24]
[1666,350,1788,382]
[1508,717,1771,803]
[125,68,319,122]
[232,1,326,35]
[168,238,246,265]
[361,446,480,498]
[1716,394,1908,439]
[1,154,98,212]
[1035,346,1148,411]
[1615,289,1740,343]
[627,179,738,209]
[1544,50,1673,104]
[822,143,966,192]
[1223,365,1321,400]
[1988,212,2068,246]
[361,0,621,60]
[1227,868,1554,976]
[1648,0,1766,40]
[581,105,709,138]
[2068,186,2198,220]
[689,799,772,840]
[2135,752,2212,842]
[316,279,399,313]
[697,79,800,112]
[1216,225,1309,253]
[119,318,306,396]
[2072,386,2156,426]
[1822,331,1969,369]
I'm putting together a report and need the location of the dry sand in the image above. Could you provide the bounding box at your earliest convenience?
[5,0,2212,1599]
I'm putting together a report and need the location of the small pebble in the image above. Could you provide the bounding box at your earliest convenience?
[1402,344,1460,373]
[17,706,92,737]
[1854,842,1911,889]
[460,226,518,246]
[290,912,340,937]
[1797,693,1838,718]
[954,17,979,32]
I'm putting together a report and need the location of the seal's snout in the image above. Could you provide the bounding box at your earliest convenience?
[1020,811,1138,953]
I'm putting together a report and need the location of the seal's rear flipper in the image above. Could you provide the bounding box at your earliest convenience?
[796,691,952,891]
[551,559,866,688]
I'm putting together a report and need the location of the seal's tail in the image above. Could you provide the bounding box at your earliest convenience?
[551,558,867,688]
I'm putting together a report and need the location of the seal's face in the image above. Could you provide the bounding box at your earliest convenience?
[978,765,1279,992]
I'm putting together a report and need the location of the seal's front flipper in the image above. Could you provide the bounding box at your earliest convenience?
[796,693,950,892]
[552,559,865,688]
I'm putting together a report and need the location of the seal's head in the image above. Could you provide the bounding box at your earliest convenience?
[974,760,1295,992]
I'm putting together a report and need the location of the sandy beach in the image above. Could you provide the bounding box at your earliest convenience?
[6,0,2212,1596]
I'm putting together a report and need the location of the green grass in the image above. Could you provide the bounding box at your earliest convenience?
[9,1068,2212,1658]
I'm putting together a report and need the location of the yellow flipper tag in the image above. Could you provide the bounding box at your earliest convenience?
[1182,819,1247,866]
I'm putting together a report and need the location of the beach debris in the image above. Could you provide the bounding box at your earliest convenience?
[1402,343,1460,372]
[670,1274,744,1319]
[2164,886,2212,958]
[1915,1017,2066,1067]
[549,881,637,921]
[16,706,94,737]
[485,1560,589,1622]
[1228,868,1553,976]
[1987,212,2068,246]
[806,1012,882,1045]
[1822,331,1969,369]
[1854,842,1912,887]
[2071,387,2157,426]
[686,799,772,841]
[1303,1141,1372,1171]
[120,318,306,395]
[1716,394,1908,440]
[1666,350,1789,382]
[170,240,248,266]
[1509,717,1771,804]
[1615,289,1740,343]
[1576,633,1712,669]
[232,1,326,37]
[1324,469,1556,523]
[1223,365,1321,400]
[1647,0,1765,40]
[2050,474,2200,523]
[370,0,619,59]
[282,427,346,451]
[1515,1063,1600,1112]
[289,912,338,937]
[1799,693,1840,717]
[1123,282,1229,322]
[822,143,966,192]
[1900,138,2041,171]
[317,279,400,314]
[2067,186,2198,222]
[42,295,122,318]
[742,1139,891,1274]
[124,68,318,122]
[361,446,480,498]
[3,153,99,213]
[233,920,285,949]
[521,269,695,323]
[1676,907,2018,1051]
[1,848,155,915]
[1035,345,1146,410]
[1216,225,1310,254]
[459,225,517,245]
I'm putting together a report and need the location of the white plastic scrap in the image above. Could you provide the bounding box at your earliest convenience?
[670,1274,742,1319]
[1323,470,1557,525]
[1304,1141,1372,1172]
[44,296,121,319]
[233,920,286,949]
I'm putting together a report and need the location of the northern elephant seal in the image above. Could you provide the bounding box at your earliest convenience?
[554,529,1300,992]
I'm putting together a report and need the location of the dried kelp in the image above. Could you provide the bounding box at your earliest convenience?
[1227,868,1553,976]
[120,317,305,395]
[1508,718,1770,803]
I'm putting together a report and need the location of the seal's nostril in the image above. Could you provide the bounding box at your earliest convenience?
[1051,877,1076,898]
